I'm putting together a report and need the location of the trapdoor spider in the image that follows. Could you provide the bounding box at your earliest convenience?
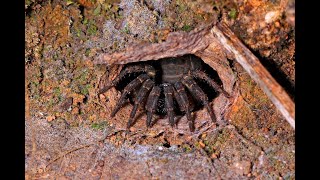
[98,55,230,131]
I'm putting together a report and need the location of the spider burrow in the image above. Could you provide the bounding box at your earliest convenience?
[98,55,230,131]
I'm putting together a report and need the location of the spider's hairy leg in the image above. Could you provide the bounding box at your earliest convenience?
[174,82,194,132]
[192,70,230,98]
[182,76,216,122]
[163,84,175,127]
[145,86,161,127]
[110,74,149,117]
[172,86,185,112]
[127,79,154,128]
[98,64,156,95]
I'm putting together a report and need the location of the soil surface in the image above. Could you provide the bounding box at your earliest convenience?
[25,0,295,179]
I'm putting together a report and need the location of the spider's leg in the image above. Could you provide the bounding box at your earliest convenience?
[172,87,185,111]
[182,76,216,122]
[191,70,230,98]
[127,79,154,128]
[174,82,194,132]
[110,74,149,117]
[145,86,161,127]
[163,84,175,127]
[98,64,156,95]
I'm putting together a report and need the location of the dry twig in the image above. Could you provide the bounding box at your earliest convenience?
[45,144,92,170]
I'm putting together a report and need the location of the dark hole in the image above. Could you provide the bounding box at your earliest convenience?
[163,139,171,148]
[83,96,88,104]
[153,131,164,138]
[163,142,171,148]
[114,54,224,117]
[25,6,33,17]
[79,5,85,19]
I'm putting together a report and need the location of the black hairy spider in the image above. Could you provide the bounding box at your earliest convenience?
[98,55,230,131]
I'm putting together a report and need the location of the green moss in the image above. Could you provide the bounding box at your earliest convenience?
[91,121,109,130]
[93,4,101,16]
[65,0,74,6]
[259,96,269,103]
[75,69,89,82]
[212,130,228,149]
[182,144,193,153]
[53,87,63,102]
[204,146,214,155]
[82,16,99,36]
[33,94,40,101]
[203,139,215,155]
[104,3,121,20]
[246,79,254,90]
[53,87,61,95]
[72,68,90,94]
[29,81,40,100]
[228,8,238,19]
[53,53,59,60]
[104,3,112,11]
[194,141,201,149]
[195,14,204,20]
[48,98,55,108]
[176,0,187,13]
[181,25,192,32]
[122,24,130,34]
[29,81,39,89]
[75,28,81,37]
[80,84,92,96]
[26,0,33,6]
[82,18,88,25]
[85,49,91,57]
[203,139,209,146]
[87,21,98,36]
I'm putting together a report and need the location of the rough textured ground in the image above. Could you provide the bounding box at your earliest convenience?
[25,0,295,179]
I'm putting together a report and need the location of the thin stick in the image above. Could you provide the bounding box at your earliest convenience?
[45,128,127,170]
[211,22,295,129]
[45,144,92,170]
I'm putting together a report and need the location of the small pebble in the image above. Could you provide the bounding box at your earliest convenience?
[199,141,205,148]
[46,115,56,122]
[211,153,217,159]
[265,11,280,23]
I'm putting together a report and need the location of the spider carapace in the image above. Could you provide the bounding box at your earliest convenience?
[98,55,230,131]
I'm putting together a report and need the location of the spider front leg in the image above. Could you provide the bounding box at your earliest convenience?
[182,76,216,122]
[192,70,230,98]
[98,64,156,95]
[173,82,194,131]
[163,84,175,127]
[127,79,154,128]
[172,87,185,112]
[145,86,161,127]
[110,74,149,117]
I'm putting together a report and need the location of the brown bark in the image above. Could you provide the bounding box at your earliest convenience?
[94,25,215,65]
